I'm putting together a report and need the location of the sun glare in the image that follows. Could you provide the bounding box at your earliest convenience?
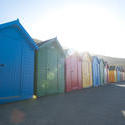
[31,4,125,58]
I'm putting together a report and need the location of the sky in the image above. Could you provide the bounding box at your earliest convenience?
[1,0,125,58]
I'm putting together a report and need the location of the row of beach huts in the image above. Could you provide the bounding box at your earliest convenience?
[0,20,125,104]
[66,53,125,92]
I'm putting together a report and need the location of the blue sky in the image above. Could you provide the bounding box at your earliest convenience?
[1,0,125,57]
[1,0,125,21]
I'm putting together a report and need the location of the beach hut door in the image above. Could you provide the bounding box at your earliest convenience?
[0,38,21,98]
[47,48,58,94]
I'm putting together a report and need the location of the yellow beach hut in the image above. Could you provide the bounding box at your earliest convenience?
[82,53,93,88]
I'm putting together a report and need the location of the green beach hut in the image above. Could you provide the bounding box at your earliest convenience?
[34,37,65,97]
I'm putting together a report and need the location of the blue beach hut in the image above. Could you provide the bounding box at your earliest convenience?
[92,56,100,87]
[116,66,120,82]
[0,20,37,104]
[120,67,123,81]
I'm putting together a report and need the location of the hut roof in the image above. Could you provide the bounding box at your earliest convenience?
[33,37,65,56]
[92,56,100,63]
[109,66,116,70]
[0,19,38,49]
[82,52,92,61]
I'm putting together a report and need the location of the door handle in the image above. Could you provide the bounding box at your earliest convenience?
[0,64,4,67]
